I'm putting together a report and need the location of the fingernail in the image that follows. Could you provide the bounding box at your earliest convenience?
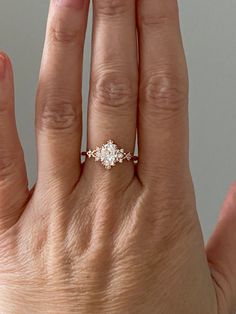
[0,54,6,80]
[55,0,84,10]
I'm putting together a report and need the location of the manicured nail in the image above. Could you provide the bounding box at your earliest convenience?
[55,0,84,10]
[0,54,6,80]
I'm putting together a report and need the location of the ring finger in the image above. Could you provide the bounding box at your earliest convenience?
[86,0,138,178]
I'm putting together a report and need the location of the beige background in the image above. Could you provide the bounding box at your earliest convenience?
[0,0,236,240]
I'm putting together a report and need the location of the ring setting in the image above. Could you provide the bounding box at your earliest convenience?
[83,140,137,170]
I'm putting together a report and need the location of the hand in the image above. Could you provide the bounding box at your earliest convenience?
[0,0,235,313]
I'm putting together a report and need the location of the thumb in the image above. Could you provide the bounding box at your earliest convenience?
[206,182,236,314]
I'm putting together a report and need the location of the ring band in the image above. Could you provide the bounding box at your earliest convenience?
[81,140,138,170]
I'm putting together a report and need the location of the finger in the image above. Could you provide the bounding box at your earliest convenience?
[206,182,236,313]
[86,0,138,176]
[0,53,29,233]
[36,0,89,189]
[137,0,189,184]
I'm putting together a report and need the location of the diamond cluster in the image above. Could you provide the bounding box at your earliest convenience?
[87,140,132,169]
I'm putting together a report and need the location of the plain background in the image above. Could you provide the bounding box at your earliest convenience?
[0,0,236,241]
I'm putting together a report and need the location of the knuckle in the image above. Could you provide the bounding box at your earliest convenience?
[141,73,188,119]
[208,262,231,313]
[146,203,195,249]
[0,153,21,183]
[38,97,79,132]
[0,102,8,116]
[94,0,127,17]
[91,74,136,112]
[141,14,170,28]
[49,20,80,45]
[140,3,179,28]
[160,207,195,246]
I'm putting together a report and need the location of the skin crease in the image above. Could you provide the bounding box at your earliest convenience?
[0,0,236,313]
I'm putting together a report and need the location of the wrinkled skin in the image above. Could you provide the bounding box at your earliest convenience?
[0,1,235,313]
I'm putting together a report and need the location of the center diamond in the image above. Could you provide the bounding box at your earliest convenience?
[95,140,123,169]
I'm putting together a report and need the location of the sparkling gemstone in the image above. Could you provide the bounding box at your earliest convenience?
[126,152,132,161]
[99,141,118,169]
[87,150,93,158]
[117,151,124,162]
[95,149,101,161]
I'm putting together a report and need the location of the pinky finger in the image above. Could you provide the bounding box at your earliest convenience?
[0,52,29,233]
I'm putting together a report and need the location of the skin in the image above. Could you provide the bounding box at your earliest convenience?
[0,0,235,313]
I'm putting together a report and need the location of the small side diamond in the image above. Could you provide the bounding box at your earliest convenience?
[107,140,114,145]
[125,152,132,161]
[103,159,112,169]
[117,150,124,163]
[95,148,101,161]
[87,150,93,158]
